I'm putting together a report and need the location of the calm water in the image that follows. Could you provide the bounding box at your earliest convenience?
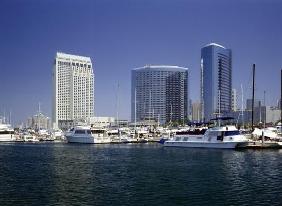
[0,143,282,206]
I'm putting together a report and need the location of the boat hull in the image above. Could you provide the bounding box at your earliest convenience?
[164,141,244,149]
[66,135,95,144]
[0,134,15,142]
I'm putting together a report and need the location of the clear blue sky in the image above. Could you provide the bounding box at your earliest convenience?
[0,0,282,125]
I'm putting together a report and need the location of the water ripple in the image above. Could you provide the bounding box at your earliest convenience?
[0,143,282,205]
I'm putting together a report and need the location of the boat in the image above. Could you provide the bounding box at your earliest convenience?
[164,125,248,149]
[23,133,39,142]
[164,117,248,149]
[65,126,110,144]
[0,122,16,142]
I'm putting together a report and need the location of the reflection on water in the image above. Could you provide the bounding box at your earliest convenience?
[0,143,282,206]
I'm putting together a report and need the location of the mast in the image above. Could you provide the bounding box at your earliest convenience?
[38,102,41,130]
[9,110,12,126]
[241,84,244,128]
[218,89,221,127]
[116,82,119,128]
[134,87,136,130]
[263,90,266,128]
[251,64,255,131]
[149,90,151,120]
[170,104,173,124]
[281,69,282,125]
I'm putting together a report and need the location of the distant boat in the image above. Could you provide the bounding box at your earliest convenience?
[0,122,16,142]
[23,133,39,142]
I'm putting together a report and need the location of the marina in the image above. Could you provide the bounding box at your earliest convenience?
[1,119,282,149]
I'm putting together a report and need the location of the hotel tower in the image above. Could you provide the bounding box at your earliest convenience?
[52,52,94,129]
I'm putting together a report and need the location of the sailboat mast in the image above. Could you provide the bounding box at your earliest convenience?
[263,90,266,128]
[281,69,282,125]
[116,82,119,128]
[38,102,41,130]
[241,84,244,128]
[134,88,136,130]
[251,64,255,131]
[218,90,221,127]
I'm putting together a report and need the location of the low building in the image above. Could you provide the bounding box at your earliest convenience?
[89,117,115,128]
[266,106,281,124]
[26,113,51,130]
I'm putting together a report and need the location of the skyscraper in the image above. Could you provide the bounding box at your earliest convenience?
[52,52,94,129]
[201,43,232,121]
[131,65,189,124]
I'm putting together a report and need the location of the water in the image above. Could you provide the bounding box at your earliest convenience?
[0,143,282,206]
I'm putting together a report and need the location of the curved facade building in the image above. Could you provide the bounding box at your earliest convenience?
[131,65,189,124]
[201,43,232,121]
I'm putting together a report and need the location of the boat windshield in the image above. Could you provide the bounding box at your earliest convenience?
[74,130,86,134]
[0,131,14,134]
[91,130,105,134]
[224,131,240,136]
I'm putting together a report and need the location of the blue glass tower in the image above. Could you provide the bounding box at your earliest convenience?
[201,43,232,121]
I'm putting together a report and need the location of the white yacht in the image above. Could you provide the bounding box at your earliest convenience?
[65,126,110,144]
[164,124,248,149]
[0,122,16,142]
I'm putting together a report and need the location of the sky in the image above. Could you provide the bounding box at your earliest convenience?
[0,0,282,125]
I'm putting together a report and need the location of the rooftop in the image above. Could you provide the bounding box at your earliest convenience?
[133,65,188,72]
[204,42,226,49]
[56,52,91,62]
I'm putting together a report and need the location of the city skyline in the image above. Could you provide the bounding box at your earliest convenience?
[1,0,282,125]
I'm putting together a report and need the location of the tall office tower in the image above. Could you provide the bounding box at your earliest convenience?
[131,65,189,124]
[52,52,94,129]
[231,89,238,111]
[200,43,232,121]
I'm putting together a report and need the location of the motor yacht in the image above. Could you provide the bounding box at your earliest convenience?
[0,122,16,142]
[164,118,248,149]
[65,126,110,144]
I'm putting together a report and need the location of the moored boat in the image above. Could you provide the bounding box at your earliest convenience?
[65,126,111,144]
[164,125,248,149]
[0,122,16,142]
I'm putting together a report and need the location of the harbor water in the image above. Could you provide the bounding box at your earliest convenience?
[0,143,282,206]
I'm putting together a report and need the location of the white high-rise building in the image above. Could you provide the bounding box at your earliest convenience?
[52,52,94,129]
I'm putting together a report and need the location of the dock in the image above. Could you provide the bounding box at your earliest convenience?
[238,141,282,149]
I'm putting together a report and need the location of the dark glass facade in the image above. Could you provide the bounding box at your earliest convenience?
[131,65,189,124]
[201,43,232,121]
